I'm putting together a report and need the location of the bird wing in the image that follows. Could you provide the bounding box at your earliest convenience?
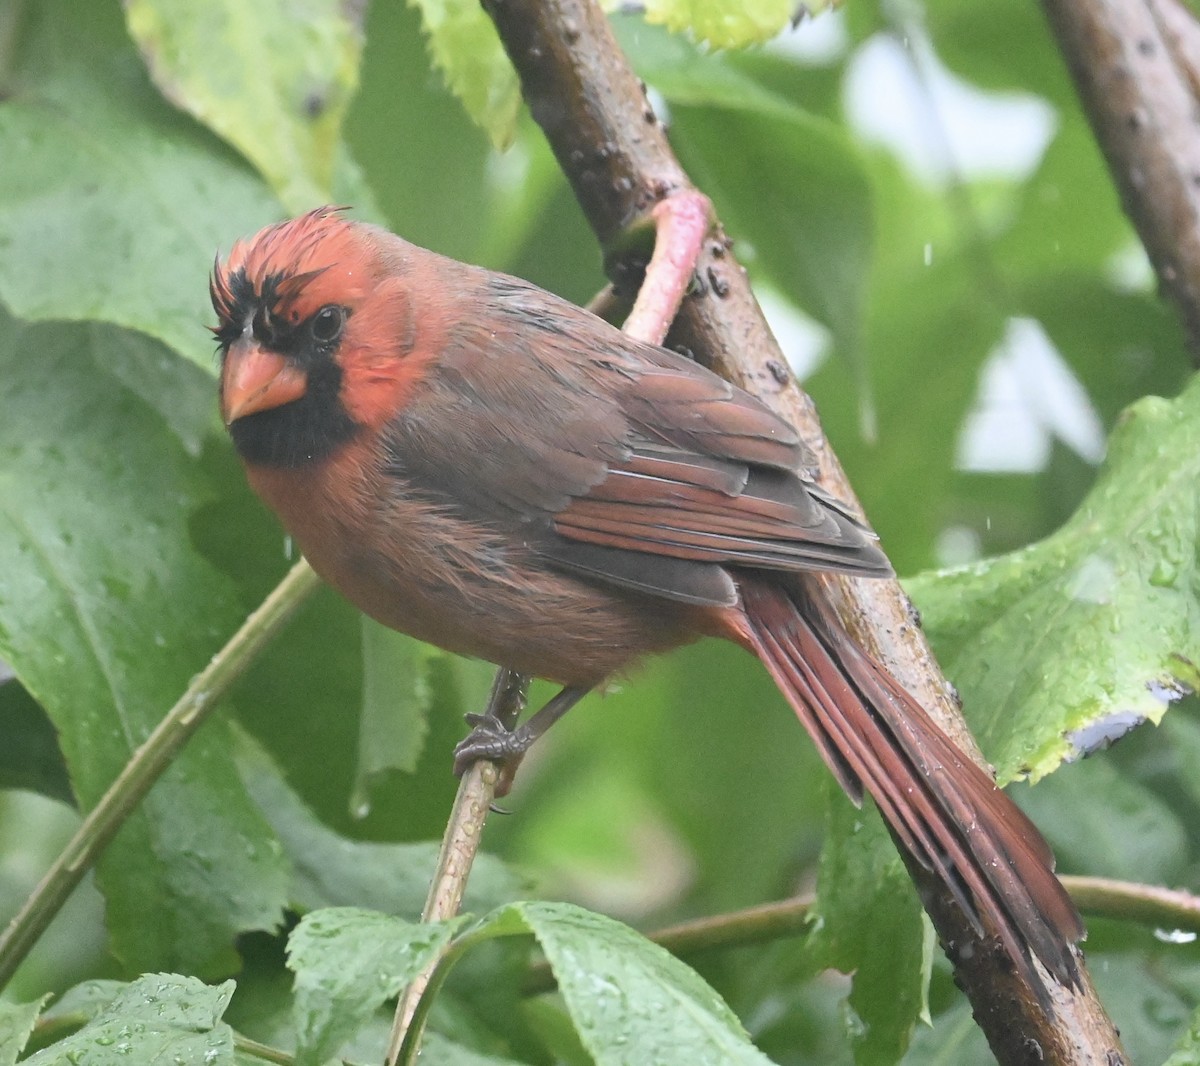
[385,275,889,606]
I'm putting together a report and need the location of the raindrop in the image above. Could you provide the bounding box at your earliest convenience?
[1068,554,1117,605]
[349,785,372,820]
[1153,928,1197,944]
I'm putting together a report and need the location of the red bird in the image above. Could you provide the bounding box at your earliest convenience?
[212,207,1082,993]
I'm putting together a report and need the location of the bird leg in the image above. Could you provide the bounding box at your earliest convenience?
[453,685,591,795]
[620,190,713,346]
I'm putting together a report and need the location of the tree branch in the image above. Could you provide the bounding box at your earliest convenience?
[385,666,523,1064]
[385,758,502,1064]
[1041,0,1200,364]
[479,3,1122,1062]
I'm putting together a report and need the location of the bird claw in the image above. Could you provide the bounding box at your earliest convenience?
[453,685,587,797]
[452,716,532,793]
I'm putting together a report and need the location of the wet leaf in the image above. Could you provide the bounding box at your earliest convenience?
[477,901,777,1064]
[641,0,806,49]
[407,0,522,150]
[22,975,234,1066]
[0,312,288,973]
[0,997,48,1066]
[908,377,1200,781]
[807,798,929,1063]
[125,0,365,211]
[234,729,523,917]
[287,908,464,1066]
[0,0,279,367]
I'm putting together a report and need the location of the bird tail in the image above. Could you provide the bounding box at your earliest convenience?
[735,577,1083,993]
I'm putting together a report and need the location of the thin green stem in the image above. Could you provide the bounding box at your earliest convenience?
[0,560,321,992]
[523,895,813,996]
[396,934,481,1066]
[1061,875,1200,933]
[517,876,1200,997]
[234,1032,305,1065]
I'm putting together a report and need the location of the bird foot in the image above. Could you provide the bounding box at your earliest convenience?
[452,713,534,794]
[452,686,589,797]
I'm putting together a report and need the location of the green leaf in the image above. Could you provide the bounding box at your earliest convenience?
[355,620,500,811]
[1165,1008,1200,1066]
[996,119,1133,280]
[641,0,797,49]
[482,901,777,1065]
[124,0,364,212]
[0,0,280,368]
[0,997,48,1066]
[23,975,235,1066]
[802,153,1003,573]
[0,313,288,973]
[408,0,522,150]
[1014,755,1188,883]
[218,575,468,840]
[345,0,495,262]
[84,326,218,455]
[483,640,823,921]
[420,1032,532,1065]
[900,997,988,1065]
[288,907,465,1066]
[356,619,437,791]
[0,682,72,804]
[521,998,593,1066]
[39,981,130,1025]
[807,798,928,1064]
[472,123,568,272]
[1015,279,1187,431]
[908,376,1200,782]
[233,728,524,917]
[672,101,873,353]
[922,0,1078,106]
[1086,951,1200,1066]
[618,17,796,113]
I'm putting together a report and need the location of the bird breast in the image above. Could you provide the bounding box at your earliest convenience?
[244,437,696,685]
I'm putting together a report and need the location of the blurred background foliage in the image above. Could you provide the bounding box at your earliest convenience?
[0,0,1198,1062]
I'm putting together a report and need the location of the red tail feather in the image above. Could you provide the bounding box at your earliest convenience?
[733,578,1083,993]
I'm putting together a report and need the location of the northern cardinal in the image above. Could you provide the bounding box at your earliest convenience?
[212,207,1082,993]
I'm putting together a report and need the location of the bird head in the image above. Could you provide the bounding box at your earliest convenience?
[211,206,418,467]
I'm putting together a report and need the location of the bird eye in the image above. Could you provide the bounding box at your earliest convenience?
[311,305,345,344]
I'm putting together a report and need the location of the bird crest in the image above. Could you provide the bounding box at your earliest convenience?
[210,206,371,336]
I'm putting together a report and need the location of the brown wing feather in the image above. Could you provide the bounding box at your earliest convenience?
[387,270,887,602]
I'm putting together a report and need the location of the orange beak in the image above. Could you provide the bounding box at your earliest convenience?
[221,341,308,424]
